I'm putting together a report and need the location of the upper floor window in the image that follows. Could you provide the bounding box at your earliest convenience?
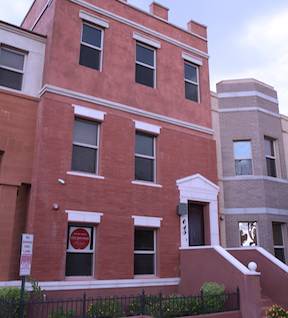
[135,42,155,88]
[135,132,156,182]
[0,46,25,91]
[264,137,277,177]
[184,61,199,102]
[233,140,253,175]
[80,23,103,70]
[72,118,99,174]
[272,222,285,263]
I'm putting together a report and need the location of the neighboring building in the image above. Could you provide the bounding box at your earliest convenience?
[213,79,288,264]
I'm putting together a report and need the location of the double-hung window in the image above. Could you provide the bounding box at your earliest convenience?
[72,118,99,174]
[184,61,199,102]
[80,23,103,70]
[233,140,253,175]
[134,228,156,275]
[264,137,277,177]
[239,221,258,247]
[135,132,155,182]
[272,222,285,263]
[65,224,95,276]
[135,42,155,88]
[0,46,25,91]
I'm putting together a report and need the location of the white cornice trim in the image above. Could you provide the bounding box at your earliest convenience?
[40,84,213,135]
[0,22,46,43]
[133,32,161,48]
[79,10,109,28]
[226,247,288,273]
[222,175,288,184]
[69,0,208,59]
[218,107,280,118]
[224,208,288,216]
[132,215,163,228]
[182,52,203,66]
[217,91,278,104]
[0,278,180,291]
[65,210,103,223]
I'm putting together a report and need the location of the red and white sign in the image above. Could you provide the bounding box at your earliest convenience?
[68,226,92,251]
[19,234,34,276]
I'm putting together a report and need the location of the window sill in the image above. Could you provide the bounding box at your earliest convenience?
[134,275,158,279]
[67,171,105,179]
[132,180,162,188]
[65,276,94,281]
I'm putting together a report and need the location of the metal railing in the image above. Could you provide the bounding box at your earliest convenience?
[0,288,240,318]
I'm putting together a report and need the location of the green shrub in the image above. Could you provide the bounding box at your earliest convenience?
[0,287,29,318]
[266,304,288,318]
[87,298,124,318]
[200,282,226,313]
[48,308,75,318]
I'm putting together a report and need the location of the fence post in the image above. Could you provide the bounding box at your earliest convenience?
[82,292,87,318]
[236,287,240,309]
[159,292,163,318]
[140,290,145,315]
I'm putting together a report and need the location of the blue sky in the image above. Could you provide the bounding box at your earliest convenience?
[1,0,288,113]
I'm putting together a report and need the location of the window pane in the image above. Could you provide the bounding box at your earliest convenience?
[274,248,285,263]
[184,63,197,82]
[72,145,97,173]
[74,118,98,146]
[265,137,274,156]
[185,82,198,102]
[136,64,154,88]
[0,68,23,90]
[0,48,24,70]
[234,141,252,159]
[135,133,154,156]
[135,157,154,182]
[135,229,154,251]
[266,158,276,177]
[235,159,252,175]
[136,44,154,66]
[134,254,154,275]
[239,222,257,246]
[79,44,100,70]
[82,24,102,48]
[273,223,283,246]
[65,253,93,276]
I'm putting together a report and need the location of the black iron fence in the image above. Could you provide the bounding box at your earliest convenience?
[0,289,240,318]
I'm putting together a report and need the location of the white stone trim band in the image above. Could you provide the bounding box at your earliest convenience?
[66,210,103,223]
[79,10,110,28]
[132,215,163,228]
[217,91,278,104]
[218,107,280,118]
[224,207,288,216]
[0,278,180,291]
[73,105,106,121]
[222,175,288,184]
[133,32,161,48]
[134,120,161,134]
[40,85,214,135]
[182,52,203,66]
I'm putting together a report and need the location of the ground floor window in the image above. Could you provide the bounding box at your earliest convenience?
[134,228,156,275]
[239,221,257,246]
[272,222,285,263]
[65,225,94,276]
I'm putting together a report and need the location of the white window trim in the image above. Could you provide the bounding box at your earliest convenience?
[79,10,109,29]
[184,60,200,103]
[80,22,104,72]
[135,132,156,183]
[233,140,253,176]
[134,120,161,135]
[66,210,103,223]
[131,180,162,188]
[265,137,277,177]
[0,46,26,91]
[67,171,105,179]
[182,52,203,66]
[72,117,100,175]
[73,105,106,121]
[134,229,157,276]
[132,215,162,228]
[133,32,161,49]
[136,42,156,88]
